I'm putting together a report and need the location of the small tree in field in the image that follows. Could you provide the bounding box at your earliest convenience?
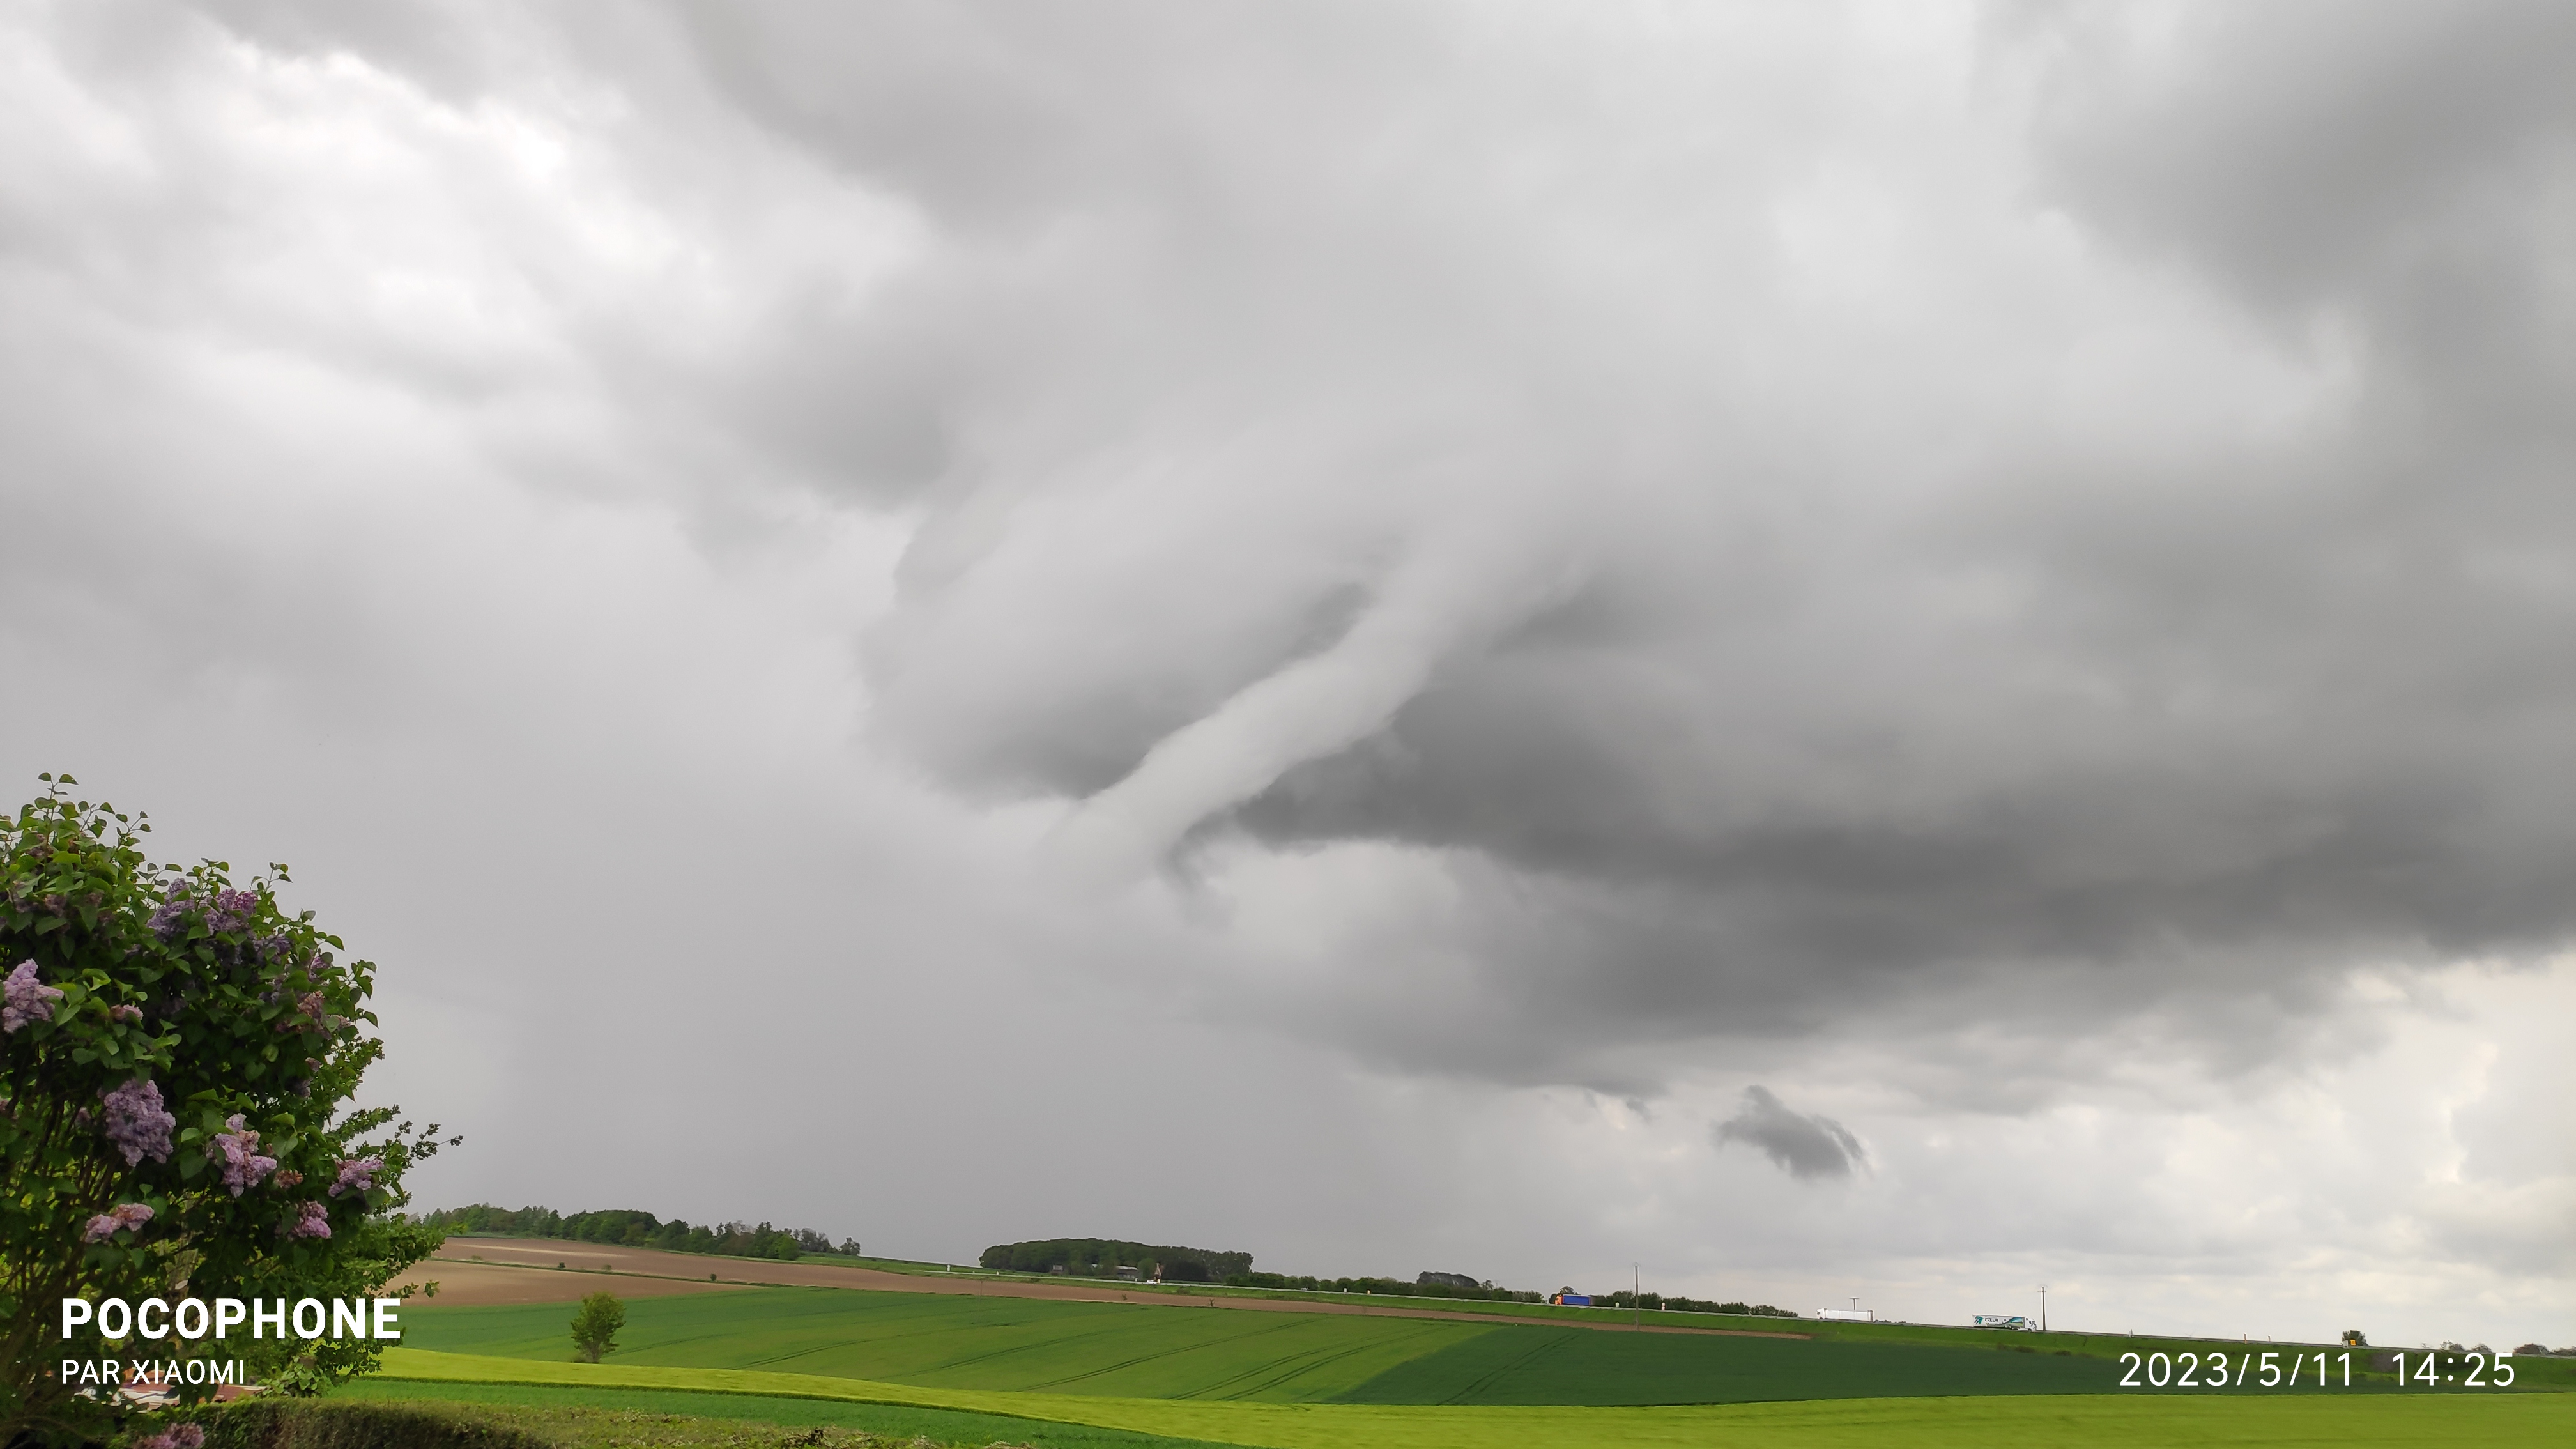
[1,778,450,1446]
[571,1291,625,1363]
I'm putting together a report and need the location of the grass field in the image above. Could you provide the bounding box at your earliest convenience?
[372,1349,2576,1448]
[401,1287,1482,1401]
[397,1285,2531,1406]
[335,1380,1240,1449]
[438,1234,2576,1397]
[368,1248,2576,1448]
[433,1236,2576,1403]
[1335,1322,2115,1404]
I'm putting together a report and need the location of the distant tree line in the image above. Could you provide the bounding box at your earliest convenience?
[1223,1271,1545,1303]
[972,1237,1798,1319]
[1216,1274,1795,1315]
[980,1238,1252,1282]
[424,1204,855,1262]
[1598,1289,1799,1317]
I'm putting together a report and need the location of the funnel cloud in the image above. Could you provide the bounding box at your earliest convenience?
[1716,1087,1867,1182]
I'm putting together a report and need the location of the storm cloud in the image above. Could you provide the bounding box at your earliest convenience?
[765,0,2576,1088]
[1715,1087,1867,1181]
[67,5,2572,1092]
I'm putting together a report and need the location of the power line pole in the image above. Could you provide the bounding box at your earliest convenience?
[1633,1264,1641,1331]
[2039,1284,2048,1333]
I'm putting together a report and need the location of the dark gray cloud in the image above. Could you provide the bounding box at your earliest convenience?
[2026,1,2576,318]
[680,0,2576,1087]
[1715,1086,1865,1181]
[595,1,2576,1089]
[13,3,2574,1103]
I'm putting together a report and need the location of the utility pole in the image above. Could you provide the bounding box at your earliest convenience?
[1634,1264,1641,1331]
[2039,1285,2048,1333]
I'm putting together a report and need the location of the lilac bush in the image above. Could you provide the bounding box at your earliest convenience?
[1,776,452,1443]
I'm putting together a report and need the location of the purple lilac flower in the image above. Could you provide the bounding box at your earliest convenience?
[110,1003,142,1024]
[296,991,325,1017]
[3,960,64,1034]
[207,889,257,933]
[100,1079,176,1167]
[146,883,192,941]
[328,1156,383,1198]
[287,1200,331,1239]
[135,1425,205,1449]
[82,1202,155,1243]
[212,1115,278,1196]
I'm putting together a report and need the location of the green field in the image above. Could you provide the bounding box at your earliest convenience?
[434,1236,2576,1398]
[396,1285,2536,1407]
[374,1349,2576,1449]
[1337,1322,2120,1404]
[402,1288,1478,1401]
[335,1379,1241,1449]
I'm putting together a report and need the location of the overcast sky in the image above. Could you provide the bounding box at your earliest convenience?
[5,0,2573,1351]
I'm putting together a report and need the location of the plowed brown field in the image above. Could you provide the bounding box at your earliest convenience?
[405,1258,751,1305]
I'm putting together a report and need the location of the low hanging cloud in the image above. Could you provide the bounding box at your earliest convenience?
[756,0,2576,1094]
[1713,1087,1867,1181]
[8,1,2575,1110]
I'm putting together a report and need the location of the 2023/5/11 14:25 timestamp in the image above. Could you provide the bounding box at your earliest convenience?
[2119,1349,2520,1388]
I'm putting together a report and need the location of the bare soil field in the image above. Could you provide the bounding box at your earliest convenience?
[406,1259,753,1307]
[418,1239,1807,1340]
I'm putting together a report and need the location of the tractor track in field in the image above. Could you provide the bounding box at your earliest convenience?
[420,1239,1811,1341]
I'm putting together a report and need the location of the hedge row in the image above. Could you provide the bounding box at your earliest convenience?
[145,1400,549,1449]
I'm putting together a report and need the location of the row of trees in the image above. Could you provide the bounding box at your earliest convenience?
[981,1238,1252,1283]
[2,778,447,1447]
[1213,1275,1796,1316]
[1597,1289,1799,1317]
[423,1204,853,1261]
[1223,1271,1544,1303]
